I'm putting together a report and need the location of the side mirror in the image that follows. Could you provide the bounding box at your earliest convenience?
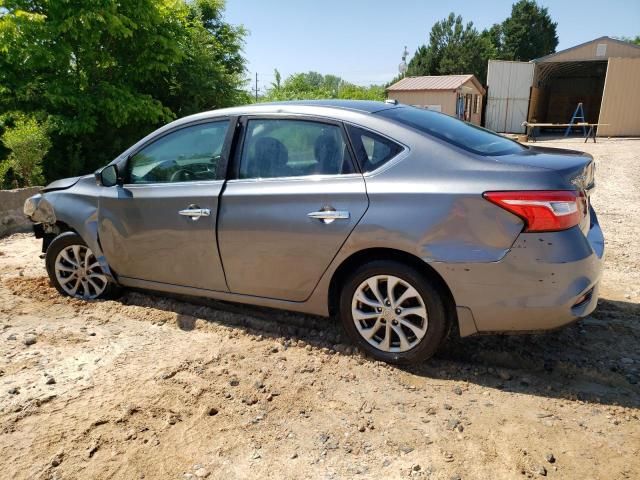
[96,164,120,187]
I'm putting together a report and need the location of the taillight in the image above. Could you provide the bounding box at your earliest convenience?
[483,190,586,232]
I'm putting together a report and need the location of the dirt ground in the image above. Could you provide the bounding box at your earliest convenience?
[0,138,638,480]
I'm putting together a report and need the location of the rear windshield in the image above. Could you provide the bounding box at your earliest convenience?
[377,106,526,156]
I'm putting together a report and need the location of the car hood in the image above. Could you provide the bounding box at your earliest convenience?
[42,175,84,192]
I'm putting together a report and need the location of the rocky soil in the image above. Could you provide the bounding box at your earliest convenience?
[0,138,638,479]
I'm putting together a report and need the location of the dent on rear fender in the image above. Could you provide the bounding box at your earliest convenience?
[429,229,602,331]
[350,193,523,263]
[417,196,523,262]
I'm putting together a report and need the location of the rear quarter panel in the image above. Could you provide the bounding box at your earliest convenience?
[340,127,550,264]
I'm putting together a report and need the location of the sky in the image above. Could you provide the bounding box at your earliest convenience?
[224,0,640,90]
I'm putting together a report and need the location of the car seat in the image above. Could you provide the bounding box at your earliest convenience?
[313,132,342,175]
[248,137,291,178]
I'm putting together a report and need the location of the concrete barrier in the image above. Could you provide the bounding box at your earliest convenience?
[0,187,41,238]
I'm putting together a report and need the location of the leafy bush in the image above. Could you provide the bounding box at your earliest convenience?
[0,115,50,188]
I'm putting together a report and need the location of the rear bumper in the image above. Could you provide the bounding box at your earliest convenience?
[432,210,604,335]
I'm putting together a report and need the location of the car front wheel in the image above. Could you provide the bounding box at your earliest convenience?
[339,260,449,364]
[45,232,118,300]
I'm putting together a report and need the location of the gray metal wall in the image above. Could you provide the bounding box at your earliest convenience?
[485,60,534,133]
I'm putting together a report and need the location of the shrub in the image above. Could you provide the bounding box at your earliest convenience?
[0,116,50,188]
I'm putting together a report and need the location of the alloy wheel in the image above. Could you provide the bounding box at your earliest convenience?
[351,274,428,353]
[54,245,108,299]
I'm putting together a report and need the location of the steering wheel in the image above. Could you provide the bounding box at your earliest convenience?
[169,169,193,182]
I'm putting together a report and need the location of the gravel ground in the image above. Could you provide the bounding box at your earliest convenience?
[0,138,638,480]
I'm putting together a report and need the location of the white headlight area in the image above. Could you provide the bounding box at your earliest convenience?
[23,194,57,224]
[23,195,41,217]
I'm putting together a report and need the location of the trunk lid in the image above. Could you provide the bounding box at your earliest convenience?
[492,146,595,190]
[490,146,595,234]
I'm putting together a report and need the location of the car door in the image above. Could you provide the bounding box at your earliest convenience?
[98,119,232,291]
[217,116,369,302]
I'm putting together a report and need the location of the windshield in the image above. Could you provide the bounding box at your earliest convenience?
[377,106,526,156]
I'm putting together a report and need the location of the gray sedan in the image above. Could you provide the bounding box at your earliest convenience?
[23,100,604,364]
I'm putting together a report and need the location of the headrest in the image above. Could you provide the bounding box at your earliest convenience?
[314,133,340,174]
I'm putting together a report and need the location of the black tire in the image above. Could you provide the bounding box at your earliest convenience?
[45,232,120,299]
[339,260,449,365]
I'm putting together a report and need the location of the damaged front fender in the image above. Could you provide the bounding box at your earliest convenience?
[23,177,117,283]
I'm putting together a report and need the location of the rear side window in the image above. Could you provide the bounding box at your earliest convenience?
[238,119,354,179]
[346,125,404,172]
[377,106,525,156]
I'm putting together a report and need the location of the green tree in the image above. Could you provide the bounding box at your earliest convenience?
[0,114,50,188]
[481,23,503,57]
[323,74,343,94]
[500,0,558,60]
[406,13,495,84]
[618,35,640,46]
[337,83,385,100]
[271,69,282,91]
[159,0,248,116]
[0,0,246,183]
[401,2,559,86]
[261,71,384,102]
[405,45,429,79]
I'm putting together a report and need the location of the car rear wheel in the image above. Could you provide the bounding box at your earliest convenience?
[339,260,449,364]
[46,232,118,300]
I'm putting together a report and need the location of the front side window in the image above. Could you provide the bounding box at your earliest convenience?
[127,121,229,184]
[378,106,525,156]
[346,125,404,172]
[239,119,354,179]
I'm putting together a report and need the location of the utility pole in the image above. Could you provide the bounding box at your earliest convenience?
[253,72,259,102]
[399,46,409,78]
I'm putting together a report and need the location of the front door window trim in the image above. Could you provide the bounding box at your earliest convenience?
[123,119,231,185]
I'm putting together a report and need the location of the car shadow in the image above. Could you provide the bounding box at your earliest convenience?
[121,289,639,409]
[409,297,640,409]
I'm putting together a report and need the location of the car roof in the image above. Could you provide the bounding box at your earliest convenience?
[117,100,407,162]
[182,100,400,121]
[257,99,399,114]
[163,100,404,133]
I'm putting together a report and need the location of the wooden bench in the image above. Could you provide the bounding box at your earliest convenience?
[521,122,609,143]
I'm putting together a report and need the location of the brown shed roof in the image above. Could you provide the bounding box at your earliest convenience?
[387,74,485,94]
[534,36,640,63]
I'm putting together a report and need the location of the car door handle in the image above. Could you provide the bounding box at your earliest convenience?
[307,209,350,224]
[179,207,211,221]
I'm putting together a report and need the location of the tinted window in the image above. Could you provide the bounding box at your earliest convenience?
[127,121,228,184]
[347,125,404,172]
[377,107,525,156]
[239,119,354,179]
